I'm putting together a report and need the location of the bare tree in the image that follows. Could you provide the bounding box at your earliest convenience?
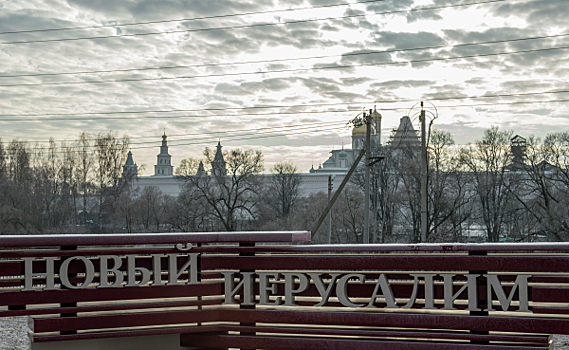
[178,148,264,231]
[264,161,303,220]
[427,130,472,242]
[459,126,515,242]
[333,184,365,244]
[133,186,169,232]
[75,132,95,222]
[508,133,569,241]
[94,132,130,232]
[0,139,6,179]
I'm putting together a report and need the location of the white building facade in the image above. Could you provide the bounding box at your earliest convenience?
[126,112,419,198]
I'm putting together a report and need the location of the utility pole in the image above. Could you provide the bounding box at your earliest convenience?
[420,102,428,243]
[327,175,333,244]
[312,148,366,238]
[363,109,371,244]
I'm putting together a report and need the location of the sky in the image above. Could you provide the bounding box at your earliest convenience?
[0,0,567,174]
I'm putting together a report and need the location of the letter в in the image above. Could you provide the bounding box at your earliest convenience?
[99,255,125,288]
[59,256,95,289]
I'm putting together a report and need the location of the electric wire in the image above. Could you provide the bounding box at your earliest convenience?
[1,89,568,119]
[2,31,567,80]
[8,120,345,145]
[0,0,388,36]
[3,44,567,87]
[0,0,508,46]
[18,123,349,153]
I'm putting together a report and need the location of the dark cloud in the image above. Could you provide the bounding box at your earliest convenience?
[493,0,568,27]
[298,77,341,94]
[421,84,468,100]
[68,0,274,20]
[371,80,434,89]
[340,77,371,86]
[241,78,292,92]
[464,77,485,85]
[366,0,414,14]
[340,49,392,65]
[374,31,446,50]
[406,10,442,23]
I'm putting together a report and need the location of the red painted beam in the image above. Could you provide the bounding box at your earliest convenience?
[0,231,311,247]
[202,255,569,272]
[0,282,221,307]
[30,308,569,336]
[181,334,546,350]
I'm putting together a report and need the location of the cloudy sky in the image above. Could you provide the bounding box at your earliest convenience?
[0,0,567,174]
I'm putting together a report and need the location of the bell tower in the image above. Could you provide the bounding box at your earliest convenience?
[154,130,174,176]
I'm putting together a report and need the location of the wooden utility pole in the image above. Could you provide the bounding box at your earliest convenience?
[327,175,333,244]
[363,109,371,244]
[420,102,428,242]
[312,148,366,238]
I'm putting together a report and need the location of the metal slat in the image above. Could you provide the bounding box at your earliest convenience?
[202,255,569,272]
[181,334,547,349]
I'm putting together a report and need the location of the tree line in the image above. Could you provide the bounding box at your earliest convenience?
[1,127,569,243]
[0,132,129,234]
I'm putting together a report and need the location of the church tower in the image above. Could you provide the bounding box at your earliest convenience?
[211,141,227,177]
[122,150,138,178]
[154,131,174,176]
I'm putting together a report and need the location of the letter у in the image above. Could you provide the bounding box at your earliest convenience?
[22,257,58,291]
[485,274,531,313]
[308,273,341,307]
[222,272,255,306]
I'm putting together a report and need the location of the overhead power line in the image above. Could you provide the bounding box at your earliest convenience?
[6,120,346,145]
[0,0,388,36]
[0,109,359,122]
[0,0,508,46]
[1,89,568,120]
[3,44,567,87]
[1,98,569,125]
[1,31,566,80]
[16,123,349,153]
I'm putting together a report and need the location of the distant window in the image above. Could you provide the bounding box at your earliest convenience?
[160,159,163,164]
[162,169,164,174]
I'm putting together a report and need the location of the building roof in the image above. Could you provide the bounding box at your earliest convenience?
[124,151,135,166]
